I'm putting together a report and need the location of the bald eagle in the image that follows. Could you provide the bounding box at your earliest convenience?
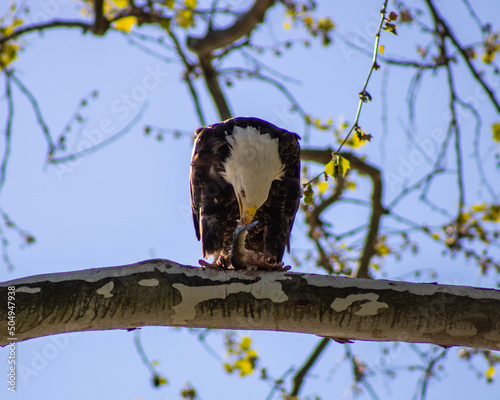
[190,117,301,270]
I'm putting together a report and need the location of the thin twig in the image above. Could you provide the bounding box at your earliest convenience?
[134,330,157,376]
[388,168,445,209]
[167,29,206,126]
[458,98,498,201]
[220,68,307,119]
[426,1,466,243]
[461,0,484,32]
[424,0,500,113]
[416,348,448,400]
[122,33,179,64]
[289,337,331,398]
[0,71,14,194]
[0,20,93,45]
[337,0,389,154]
[9,73,56,156]
[49,103,148,163]
[265,368,294,400]
[444,50,466,243]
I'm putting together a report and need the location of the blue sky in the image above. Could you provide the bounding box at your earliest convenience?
[1,0,499,399]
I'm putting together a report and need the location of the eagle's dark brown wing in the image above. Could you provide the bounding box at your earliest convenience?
[189,124,239,259]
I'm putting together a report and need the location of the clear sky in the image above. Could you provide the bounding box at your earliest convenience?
[1,0,499,399]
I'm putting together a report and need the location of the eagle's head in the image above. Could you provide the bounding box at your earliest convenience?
[222,125,285,226]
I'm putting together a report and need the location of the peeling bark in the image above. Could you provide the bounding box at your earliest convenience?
[1,259,500,350]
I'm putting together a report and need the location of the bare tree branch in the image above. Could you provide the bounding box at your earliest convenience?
[416,347,448,400]
[167,29,206,126]
[337,0,388,153]
[0,20,93,45]
[198,55,232,120]
[343,153,385,279]
[2,259,499,350]
[301,149,385,278]
[0,3,168,44]
[48,103,147,163]
[425,0,467,249]
[9,72,55,157]
[424,0,500,113]
[187,0,275,56]
[93,0,109,35]
[186,0,276,120]
[0,71,14,194]
[290,337,331,397]
[220,68,308,119]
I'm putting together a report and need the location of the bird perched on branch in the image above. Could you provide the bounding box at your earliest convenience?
[190,117,301,270]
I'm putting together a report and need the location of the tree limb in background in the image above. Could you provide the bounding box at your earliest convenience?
[290,337,331,398]
[301,149,385,278]
[0,71,14,194]
[48,102,148,163]
[186,0,275,56]
[198,55,232,120]
[167,28,206,126]
[93,0,109,35]
[186,0,276,120]
[0,20,94,45]
[424,0,500,113]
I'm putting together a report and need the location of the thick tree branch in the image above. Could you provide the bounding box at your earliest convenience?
[2,259,500,350]
[187,0,275,56]
[300,148,332,165]
[199,55,232,120]
[93,0,109,35]
[186,0,275,120]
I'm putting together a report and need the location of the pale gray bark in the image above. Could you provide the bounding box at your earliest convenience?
[1,259,499,350]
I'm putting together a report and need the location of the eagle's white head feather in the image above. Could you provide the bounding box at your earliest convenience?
[222,126,285,225]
